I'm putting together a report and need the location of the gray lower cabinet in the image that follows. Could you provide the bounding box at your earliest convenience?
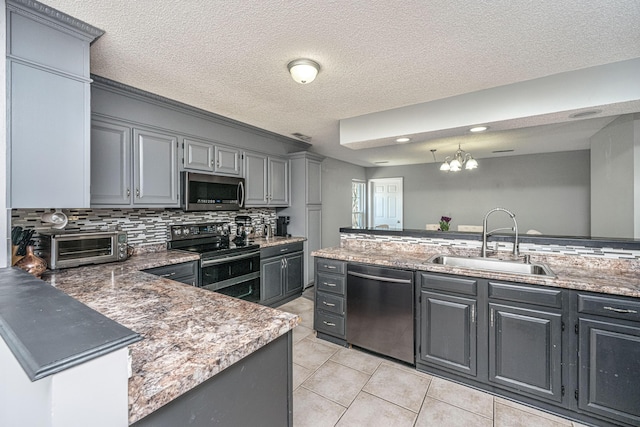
[260,243,304,306]
[577,294,640,426]
[91,118,180,207]
[143,261,199,287]
[314,258,347,345]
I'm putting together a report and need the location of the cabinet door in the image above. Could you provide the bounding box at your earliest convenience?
[488,303,562,402]
[214,145,242,176]
[419,290,477,376]
[91,120,132,205]
[244,152,268,205]
[268,157,289,206]
[260,257,284,305]
[10,62,89,208]
[578,318,640,426]
[284,252,304,296]
[305,206,322,286]
[306,159,322,204]
[133,129,179,206]
[183,139,214,172]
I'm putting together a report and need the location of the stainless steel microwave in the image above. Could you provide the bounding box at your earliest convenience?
[39,230,129,270]
[182,172,245,211]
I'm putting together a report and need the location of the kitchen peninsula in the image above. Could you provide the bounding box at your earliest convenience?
[313,227,640,427]
[3,248,299,426]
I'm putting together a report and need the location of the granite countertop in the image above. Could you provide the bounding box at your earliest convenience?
[313,247,640,298]
[43,250,299,424]
[251,235,305,247]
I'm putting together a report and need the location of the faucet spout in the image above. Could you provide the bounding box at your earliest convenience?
[481,207,519,258]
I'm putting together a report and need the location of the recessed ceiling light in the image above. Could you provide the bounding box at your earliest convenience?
[469,126,489,133]
[569,110,602,119]
[395,137,411,143]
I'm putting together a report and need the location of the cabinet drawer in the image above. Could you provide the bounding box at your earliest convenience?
[578,294,640,323]
[316,291,345,315]
[317,272,346,295]
[419,273,477,296]
[143,261,198,280]
[315,311,345,337]
[261,242,304,259]
[489,282,563,308]
[316,259,346,275]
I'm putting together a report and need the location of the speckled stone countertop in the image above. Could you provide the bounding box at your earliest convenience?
[43,250,299,425]
[313,247,640,298]
[250,235,305,247]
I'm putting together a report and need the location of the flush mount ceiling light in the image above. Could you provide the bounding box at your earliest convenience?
[469,126,489,133]
[440,144,478,172]
[287,59,320,84]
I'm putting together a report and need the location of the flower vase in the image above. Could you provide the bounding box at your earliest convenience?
[15,246,47,278]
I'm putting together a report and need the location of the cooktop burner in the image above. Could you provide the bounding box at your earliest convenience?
[167,222,259,257]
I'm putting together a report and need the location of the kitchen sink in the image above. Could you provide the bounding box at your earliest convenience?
[427,254,555,277]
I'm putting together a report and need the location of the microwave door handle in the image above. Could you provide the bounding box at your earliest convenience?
[238,181,245,207]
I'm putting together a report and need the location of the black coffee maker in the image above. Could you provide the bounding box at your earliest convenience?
[276,216,290,237]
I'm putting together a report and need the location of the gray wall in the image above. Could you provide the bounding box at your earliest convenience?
[366,150,591,236]
[321,157,366,248]
[591,115,640,238]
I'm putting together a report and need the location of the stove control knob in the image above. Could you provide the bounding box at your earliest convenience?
[174,228,182,236]
[183,227,190,236]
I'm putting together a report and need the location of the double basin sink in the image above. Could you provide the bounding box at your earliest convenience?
[428,254,555,277]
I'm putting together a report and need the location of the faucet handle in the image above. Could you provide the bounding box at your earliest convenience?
[523,254,531,264]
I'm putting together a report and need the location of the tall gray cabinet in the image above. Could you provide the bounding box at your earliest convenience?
[6,0,103,208]
[279,152,324,287]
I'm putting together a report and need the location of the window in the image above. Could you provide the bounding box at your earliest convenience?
[351,180,366,228]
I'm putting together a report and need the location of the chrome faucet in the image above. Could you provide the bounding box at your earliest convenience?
[481,207,519,258]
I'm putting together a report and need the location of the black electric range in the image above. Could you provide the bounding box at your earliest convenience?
[168,223,261,302]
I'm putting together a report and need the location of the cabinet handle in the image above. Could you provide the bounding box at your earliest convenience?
[127,188,131,197]
[160,272,176,278]
[471,305,475,323]
[135,188,140,198]
[211,159,215,166]
[322,321,336,327]
[325,265,337,269]
[603,306,638,314]
[322,301,336,307]
[324,282,337,287]
[490,309,494,328]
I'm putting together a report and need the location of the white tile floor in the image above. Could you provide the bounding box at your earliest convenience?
[278,296,588,427]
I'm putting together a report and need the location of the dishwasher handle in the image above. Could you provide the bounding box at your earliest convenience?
[347,270,412,284]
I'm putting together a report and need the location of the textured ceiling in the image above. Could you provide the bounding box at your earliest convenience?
[42,0,640,166]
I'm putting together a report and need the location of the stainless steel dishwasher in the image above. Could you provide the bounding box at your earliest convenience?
[346,263,414,364]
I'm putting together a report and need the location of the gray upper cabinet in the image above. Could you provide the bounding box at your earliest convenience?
[133,129,179,206]
[183,139,242,176]
[243,151,289,207]
[6,1,103,208]
[91,120,179,207]
[91,120,131,205]
[183,139,214,172]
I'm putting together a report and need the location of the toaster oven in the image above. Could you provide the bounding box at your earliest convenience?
[39,230,129,270]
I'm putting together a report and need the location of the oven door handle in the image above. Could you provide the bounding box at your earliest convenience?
[201,251,260,267]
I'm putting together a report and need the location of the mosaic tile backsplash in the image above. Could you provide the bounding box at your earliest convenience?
[340,233,640,263]
[12,208,278,253]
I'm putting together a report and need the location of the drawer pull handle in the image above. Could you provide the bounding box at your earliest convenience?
[324,282,337,287]
[161,272,177,277]
[603,306,638,314]
[325,265,337,269]
[323,321,336,327]
[323,301,336,307]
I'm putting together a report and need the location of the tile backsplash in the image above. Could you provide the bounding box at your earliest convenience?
[12,208,277,252]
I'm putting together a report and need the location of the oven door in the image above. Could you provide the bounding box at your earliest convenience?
[200,250,260,302]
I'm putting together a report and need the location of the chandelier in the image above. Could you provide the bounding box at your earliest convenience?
[440,144,478,172]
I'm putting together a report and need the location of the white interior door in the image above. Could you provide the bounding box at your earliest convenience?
[368,178,403,230]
